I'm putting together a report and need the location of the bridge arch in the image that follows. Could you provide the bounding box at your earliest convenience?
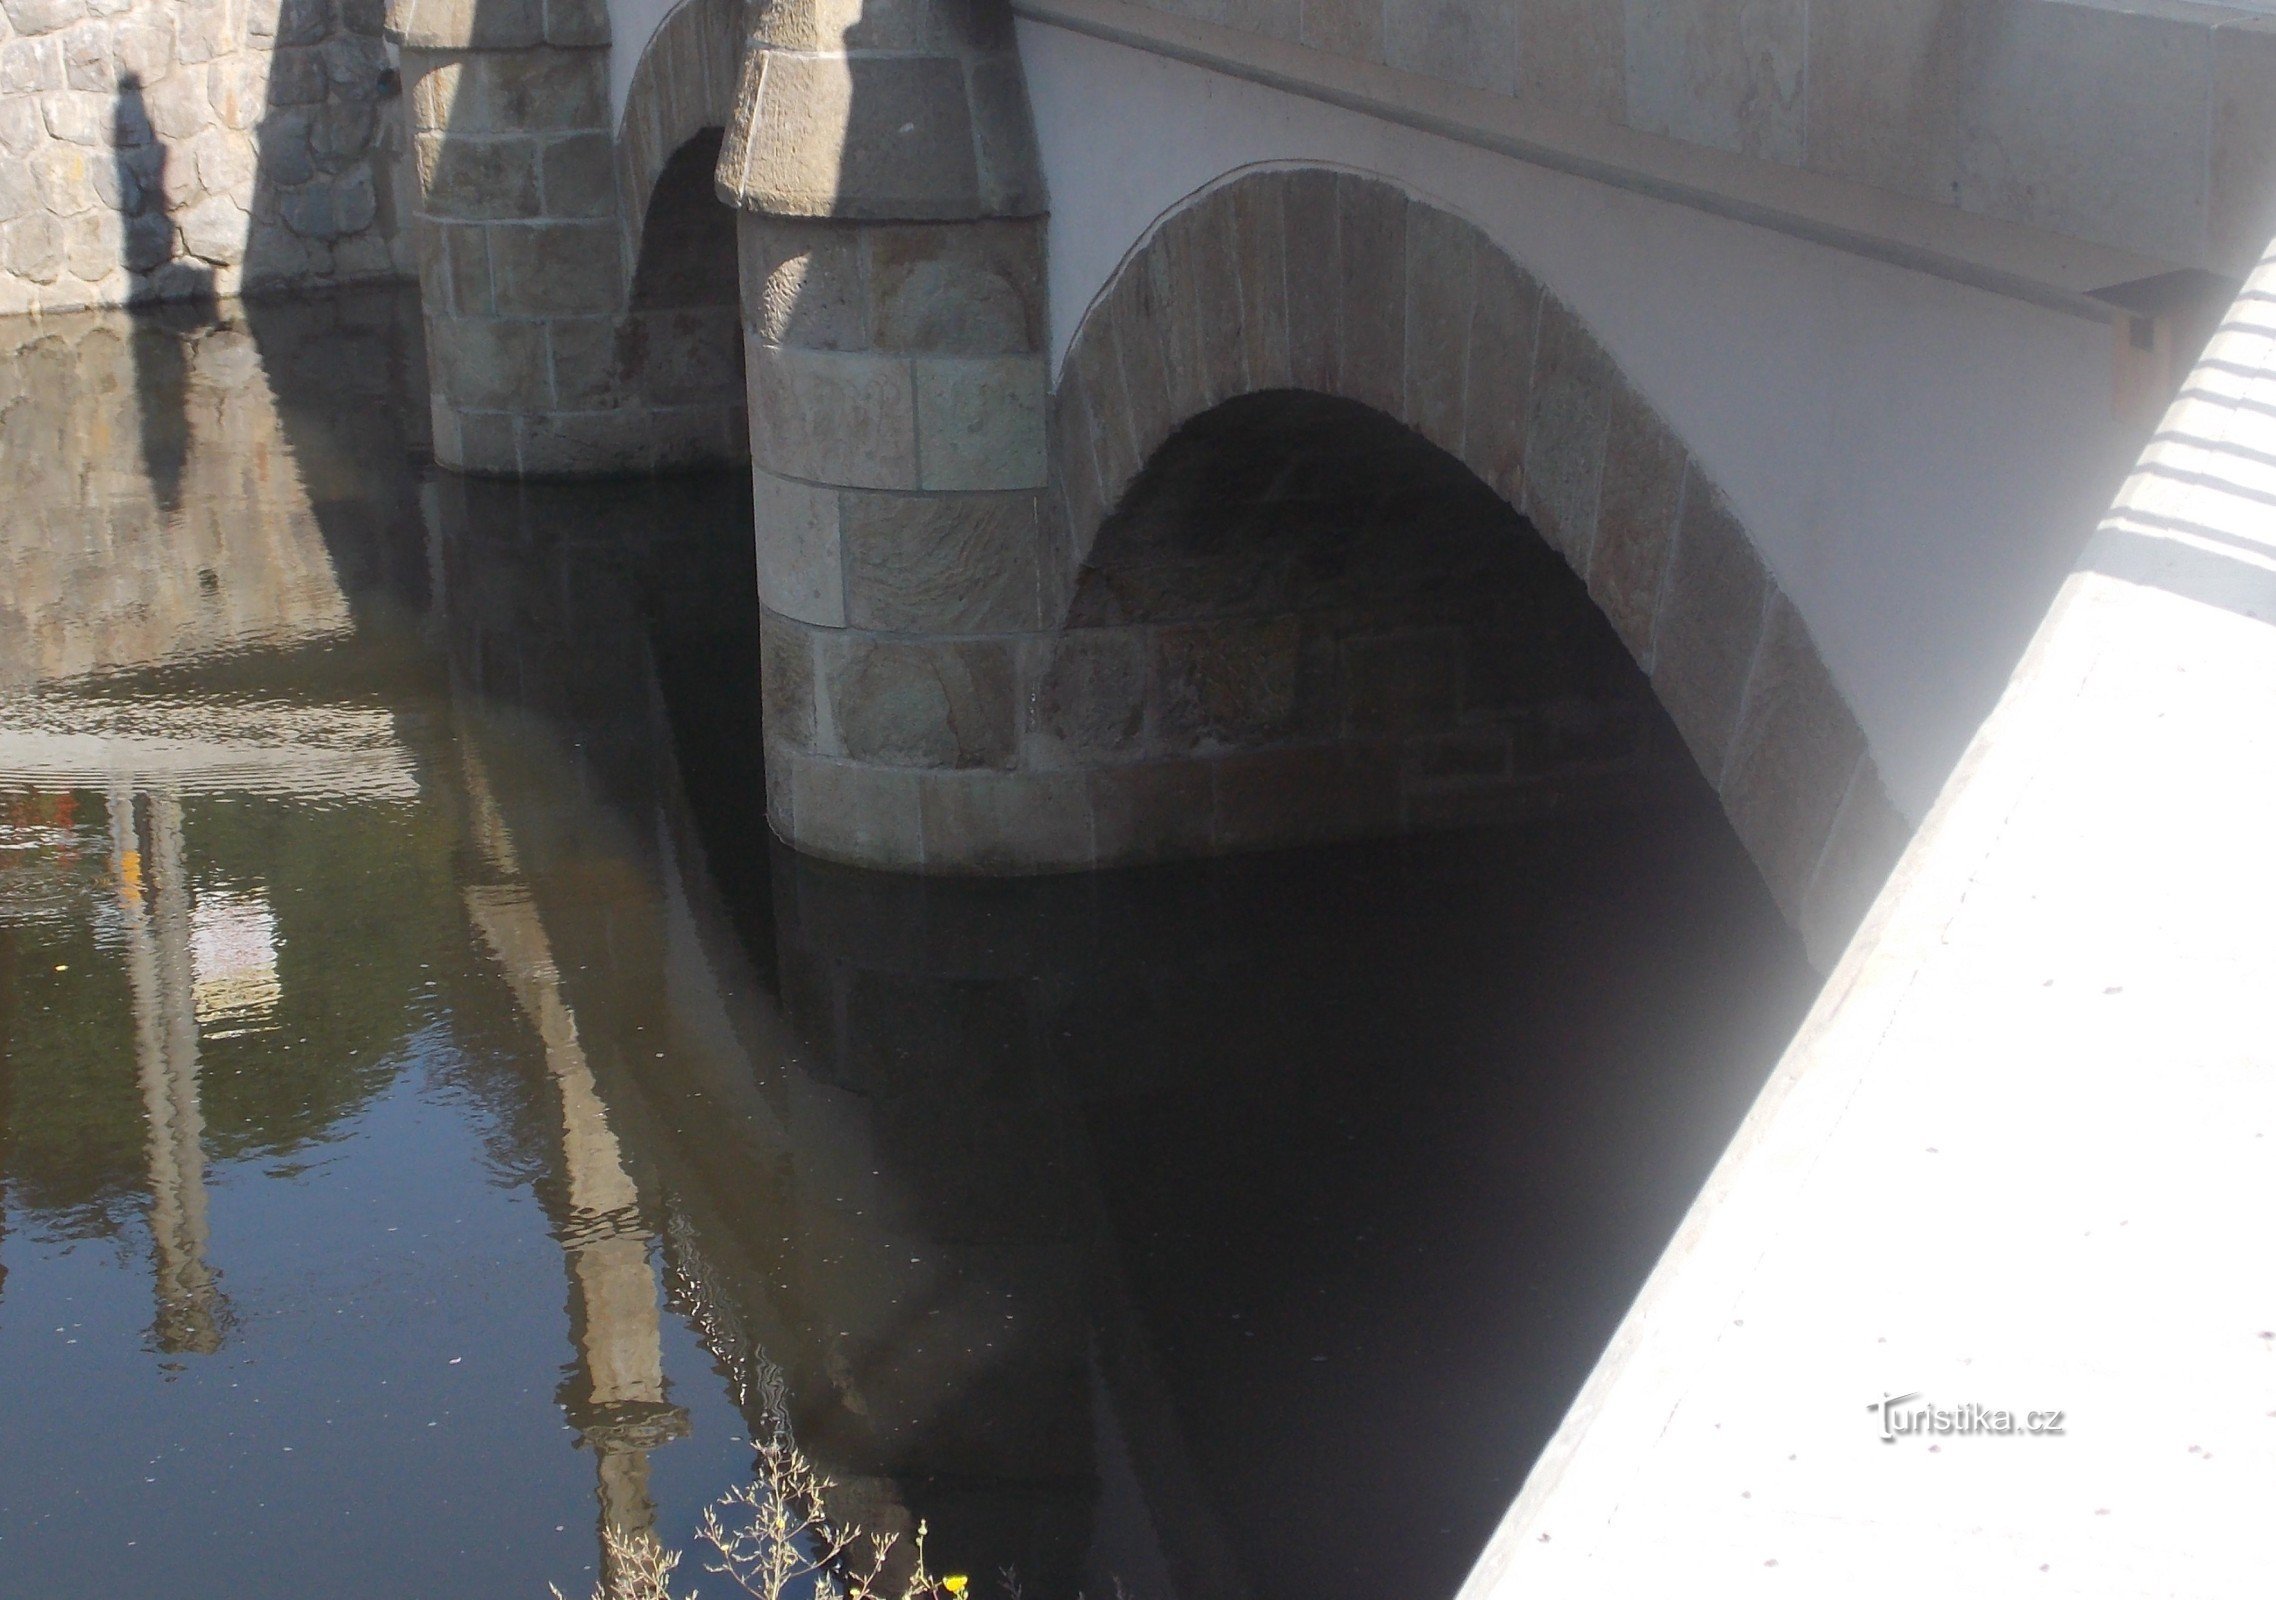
[1049,166,1905,962]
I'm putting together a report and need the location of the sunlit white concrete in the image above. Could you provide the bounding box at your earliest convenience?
[1459,245,2276,1596]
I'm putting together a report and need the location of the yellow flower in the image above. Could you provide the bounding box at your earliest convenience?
[943,1579,968,1596]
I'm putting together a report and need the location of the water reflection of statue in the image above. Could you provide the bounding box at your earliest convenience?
[461,743,690,1585]
[110,783,229,1356]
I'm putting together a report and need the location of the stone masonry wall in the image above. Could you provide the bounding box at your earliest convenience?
[0,0,412,313]
[1076,0,2276,279]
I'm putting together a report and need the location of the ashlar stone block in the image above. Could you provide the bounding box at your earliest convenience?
[916,353,1046,491]
[747,342,917,489]
[843,489,1041,632]
[1719,595,1866,919]
[1587,388,1687,663]
[1650,477,1768,783]
[1027,627,1149,766]
[1522,297,1614,569]
[1336,173,1408,418]
[823,633,1019,770]
[1403,201,1477,455]
[1461,242,1540,507]
[867,219,1044,356]
[752,467,847,627]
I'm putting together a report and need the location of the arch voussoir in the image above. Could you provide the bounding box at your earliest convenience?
[1046,164,1908,966]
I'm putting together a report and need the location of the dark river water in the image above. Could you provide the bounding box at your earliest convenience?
[0,290,1815,1600]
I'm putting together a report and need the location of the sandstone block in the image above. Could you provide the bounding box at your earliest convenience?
[41,90,109,147]
[0,99,45,157]
[1587,389,1687,663]
[1387,0,1516,95]
[1403,201,1477,453]
[1301,0,1382,60]
[867,219,1043,355]
[394,0,544,50]
[843,489,1041,631]
[1650,479,1768,783]
[1090,760,1212,863]
[544,0,609,49]
[918,768,1094,872]
[914,353,1046,491]
[488,218,621,313]
[1627,0,1805,165]
[968,54,1045,217]
[1229,177,1291,393]
[760,610,820,750]
[4,213,67,284]
[751,466,847,627]
[0,40,65,97]
[540,311,623,406]
[1103,254,1175,465]
[430,312,549,408]
[735,53,979,219]
[1153,616,1301,752]
[1461,242,1539,506]
[1186,193,1250,408]
[1518,0,1624,121]
[473,47,607,133]
[62,23,118,93]
[539,132,613,217]
[1522,296,1613,568]
[739,213,867,349]
[2,0,85,39]
[747,342,916,489]
[143,68,212,140]
[30,143,95,215]
[1048,381,1106,563]
[1336,173,1407,417]
[629,307,744,405]
[63,205,122,282]
[1065,314,1138,507]
[0,164,37,224]
[1282,165,1342,392]
[1718,594,1867,920]
[172,0,234,64]
[415,133,540,219]
[822,634,1019,770]
[179,193,246,264]
[1027,627,1149,765]
[193,128,258,195]
[784,755,923,869]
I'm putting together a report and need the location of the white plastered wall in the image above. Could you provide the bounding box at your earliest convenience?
[1020,20,2147,821]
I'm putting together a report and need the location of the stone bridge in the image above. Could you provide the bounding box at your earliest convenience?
[376,0,2276,1589]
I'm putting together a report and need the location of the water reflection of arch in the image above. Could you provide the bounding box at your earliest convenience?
[423,480,1233,1595]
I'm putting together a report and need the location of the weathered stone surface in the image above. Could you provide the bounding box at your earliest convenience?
[1187,194,1249,407]
[4,212,67,283]
[759,609,820,749]
[785,755,924,867]
[193,127,258,194]
[1337,174,1408,418]
[1300,0,1381,61]
[1403,201,1476,452]
[4,0,88,38]
[914,353,1046,491]
[1460,241,1539,506]
[823,634,1019,769]
[868,219,1042,355]
[1720,595,1866,917]
[1801,0,1963,202]
[393,0,545,51]
[739,213,866,349]
[310,100,378,169]
[735,53,980,219]
[843,489,1040,631]
[487,218,621,313]
[1954,1,2210,264]
[1650,478,1768,782]
[747,343,916,489]
[918,768,1094,872]
[1066,302,1138,507]
[283,172,377,240]
[751,467,846,626]
[180,193,246,262]
[1283,165,1342,392]
[1522,296,1612,569]
[1518,0,1623,121]
[1386,0,1516,95]
[1627,0,1806,164]
[1028,627,1149,765]
[416,133,541,219]
[1228,177,1290,393]
[430,314,549,409]
[1153,616,1301,751]
[1587,389,1687,662]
